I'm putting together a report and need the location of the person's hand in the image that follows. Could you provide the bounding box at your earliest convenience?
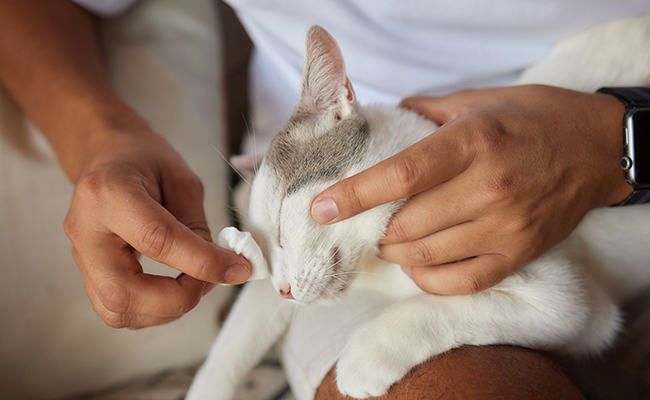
[0,0,251,329]
[63,127,252,328]
[310,85,632,295]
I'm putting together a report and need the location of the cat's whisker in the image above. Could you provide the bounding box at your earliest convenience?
[327,271,389,279]
[251,120,260,175]
[328,242,367,271]
[212,145,252,187]
[291,305,299,327]
[331,275,351,287]
[320,233,360,272]
[256,300,294,355]
[244,113,261,176]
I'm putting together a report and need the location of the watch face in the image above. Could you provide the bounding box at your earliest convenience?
[629,109,650,187]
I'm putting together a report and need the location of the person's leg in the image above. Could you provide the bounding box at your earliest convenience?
[315,345,586,400]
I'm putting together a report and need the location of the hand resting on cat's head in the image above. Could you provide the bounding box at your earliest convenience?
[311,85,631,297]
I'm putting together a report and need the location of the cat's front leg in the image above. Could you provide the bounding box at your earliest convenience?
[335,256,620,399]
[186,279,293,400]
[335,294,458,398]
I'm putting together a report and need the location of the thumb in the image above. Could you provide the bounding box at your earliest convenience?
[107,185,252,284]
[159,173,253,285]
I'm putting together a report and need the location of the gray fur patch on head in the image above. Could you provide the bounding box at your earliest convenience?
[265,111,369,196]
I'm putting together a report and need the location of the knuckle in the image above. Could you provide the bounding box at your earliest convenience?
[75,168,111,205]
[455,88,477,98]
[76,164,144,205]
[480,174,517,205]
[339,184,364,214]
[514,212,535,234]
[473,117,505,155]
[100,310,129,329]
[195,259,211,282]
[63,213,81,241]
[503,211,535,236]
[136,222,173,260]
[175,294,198,317]
[98,282,132,315]
[407,240,437,266]
[455,272,485,295]
[195,257,224,283]
[516,230,546,262]
[389,156,423,198]
[387,217,410,242]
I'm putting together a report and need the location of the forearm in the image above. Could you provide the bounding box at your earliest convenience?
[0,0,148,182]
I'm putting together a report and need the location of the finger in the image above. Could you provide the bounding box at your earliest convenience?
[380,173,484,244]
[83,271,183,328]
[311,128,473,224]
[86,281,182,329]
[105,186,251,284]
[402,254,514,295]
[400,96,455,125]
[379,220,495,267]
[159,172,254,285]
[73,240,207,327]
[400,90,487,125]
[159,170,212,242]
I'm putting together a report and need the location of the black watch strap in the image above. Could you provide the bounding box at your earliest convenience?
[597,87,650,110]
[618,190,650,206]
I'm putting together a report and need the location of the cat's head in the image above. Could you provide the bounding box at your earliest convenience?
[241,26,400,304]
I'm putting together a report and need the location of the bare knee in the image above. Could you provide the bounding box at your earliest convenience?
[315,345,585,400]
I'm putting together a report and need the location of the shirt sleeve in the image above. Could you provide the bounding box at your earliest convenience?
[71,0,138,17]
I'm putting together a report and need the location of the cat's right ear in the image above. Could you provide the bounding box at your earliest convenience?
[230,153,265,181]
[297,25,357,119]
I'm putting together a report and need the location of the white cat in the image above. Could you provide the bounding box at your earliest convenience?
[187,16,650,400]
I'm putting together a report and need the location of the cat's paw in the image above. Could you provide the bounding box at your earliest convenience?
[217,227,269,280]
[335,333,410,398]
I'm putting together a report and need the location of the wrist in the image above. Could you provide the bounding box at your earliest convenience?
[0,0,155,183]
[47,90,153,183]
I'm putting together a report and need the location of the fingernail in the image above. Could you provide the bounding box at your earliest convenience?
[224,264,251,285]
[312,197,339,223]
[401,265,412,278]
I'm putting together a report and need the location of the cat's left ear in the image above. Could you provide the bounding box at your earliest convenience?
[297,25,357,119]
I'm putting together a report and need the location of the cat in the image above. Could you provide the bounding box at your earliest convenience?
[187,16,650,400]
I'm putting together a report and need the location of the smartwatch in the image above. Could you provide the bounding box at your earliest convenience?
[596,87,650,206]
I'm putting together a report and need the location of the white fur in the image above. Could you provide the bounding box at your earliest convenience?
[187,17,650,400]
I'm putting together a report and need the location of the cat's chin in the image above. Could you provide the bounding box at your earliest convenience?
[306,281,353,306]
[286,293,350,307]
[273,279,353,306]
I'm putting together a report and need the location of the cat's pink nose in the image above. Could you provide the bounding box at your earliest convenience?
[279,284,294,300]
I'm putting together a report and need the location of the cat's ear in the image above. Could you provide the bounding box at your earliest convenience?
[297,25,357,119]
[230,153,265,181]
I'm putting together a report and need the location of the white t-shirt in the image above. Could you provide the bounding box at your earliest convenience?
[221,0,650,149]
[74,0,650,145]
